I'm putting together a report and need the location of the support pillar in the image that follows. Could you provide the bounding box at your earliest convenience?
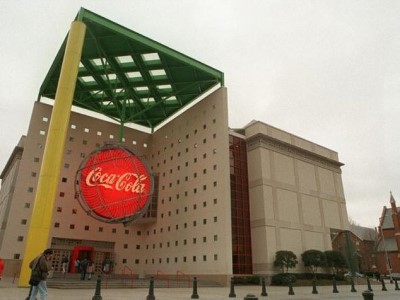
[18,20,86,287]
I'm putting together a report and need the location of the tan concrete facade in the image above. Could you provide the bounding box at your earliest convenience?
[244,121,349,275]
[0,87,232,283]
[0,89,351,282]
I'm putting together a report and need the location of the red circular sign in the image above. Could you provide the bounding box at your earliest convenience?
[76,145,153,223]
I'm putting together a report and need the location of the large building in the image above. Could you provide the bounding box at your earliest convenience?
[0,9,350,284]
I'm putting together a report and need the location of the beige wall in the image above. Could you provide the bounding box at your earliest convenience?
[245,121,349,275]
[0,87,232,279]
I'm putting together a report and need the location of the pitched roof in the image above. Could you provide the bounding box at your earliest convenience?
[350,224,377,241]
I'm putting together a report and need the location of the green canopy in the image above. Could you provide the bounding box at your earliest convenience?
[38,8,224,130]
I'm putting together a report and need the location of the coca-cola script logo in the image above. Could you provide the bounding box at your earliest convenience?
[76,146,153,222]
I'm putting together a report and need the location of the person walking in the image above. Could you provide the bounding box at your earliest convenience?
[74,258,80,273]
[80,258,88,280]
[61,255,68,276]
[28,248,53,300]
[87,260,94,280]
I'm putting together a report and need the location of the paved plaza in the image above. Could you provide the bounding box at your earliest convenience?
[1,277,400,300]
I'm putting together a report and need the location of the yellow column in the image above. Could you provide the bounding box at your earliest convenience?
[19,21,86,286]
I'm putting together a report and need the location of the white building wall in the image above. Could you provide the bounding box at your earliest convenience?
[245,121,350,275]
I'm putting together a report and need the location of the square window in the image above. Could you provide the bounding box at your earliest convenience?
[124,244,128,249]
[40,130,46,135]
[70,224,75,229]
[14,254,20,259]
[62,177,67,183]
[99,227,103,232]
[21,219,27,225]
[83,140,88,145]
[84,128,90,133]
[122,258,127,264]
[28,187,34,193]
[125,229,129,234]
[57,207,62,212]
[59,192,65,197]
[54,222,60,228]
[17,236,24,241]
[135,259,140,264]
[112,228,117,233]
[97,131,102,136]
[34,157,39,163]
[72,209,77,214]
[24,203,30,208]
[84,225,89,231]
[71,124,76,129]
[42,117,49,122]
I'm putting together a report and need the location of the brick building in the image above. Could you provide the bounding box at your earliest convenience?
[375,193,400,276]
[332,225,377,273]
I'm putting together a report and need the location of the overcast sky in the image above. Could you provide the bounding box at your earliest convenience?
[0,0,399,228]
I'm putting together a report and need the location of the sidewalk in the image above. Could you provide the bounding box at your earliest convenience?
[1,277,400,300]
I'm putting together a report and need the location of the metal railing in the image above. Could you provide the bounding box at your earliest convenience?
[156,270,170,288]
[121,265,135,287]
[176,270,191,288]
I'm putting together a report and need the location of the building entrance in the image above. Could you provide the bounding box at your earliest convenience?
[71,246,94,273]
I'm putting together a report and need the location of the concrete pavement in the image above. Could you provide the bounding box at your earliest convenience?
[1,277,400,300]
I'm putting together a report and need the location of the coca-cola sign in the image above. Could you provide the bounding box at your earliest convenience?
[75,144,153,223]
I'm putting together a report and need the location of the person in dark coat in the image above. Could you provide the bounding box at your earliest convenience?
[80,258,88,280]
[29,248,53,300]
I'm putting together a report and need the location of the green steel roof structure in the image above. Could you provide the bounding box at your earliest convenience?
[38,8,224,130]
